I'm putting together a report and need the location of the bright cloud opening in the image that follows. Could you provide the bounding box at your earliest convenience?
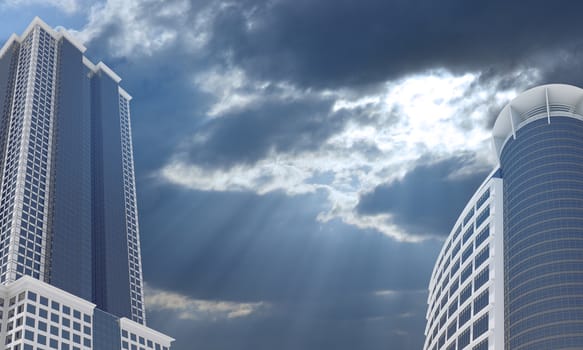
[160,68,539,241]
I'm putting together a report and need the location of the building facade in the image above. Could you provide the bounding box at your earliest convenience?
[424,84,583,350]
[0,18,173,350]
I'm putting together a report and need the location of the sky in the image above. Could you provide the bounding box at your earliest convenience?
[2,1,583,349]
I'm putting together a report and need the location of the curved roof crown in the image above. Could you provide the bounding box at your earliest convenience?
[492,84,583,158]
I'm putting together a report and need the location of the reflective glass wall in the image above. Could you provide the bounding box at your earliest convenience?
[501,116,583,349]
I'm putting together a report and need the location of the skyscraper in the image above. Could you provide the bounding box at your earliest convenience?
[0,18,173,350]
[424,83,583,350]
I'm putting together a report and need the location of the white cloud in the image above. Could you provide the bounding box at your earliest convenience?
[145,284,268,321]
[2,0,79,13]
[195,66,308,117]
[69,0,213,57]
[161,68,539,241]
[161,69,540,241]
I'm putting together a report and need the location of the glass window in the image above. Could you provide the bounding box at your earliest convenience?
[463,208,475,226]
[473,289,489,315]
[472,313,488,340]
[449,277,459,297]
[450,259,460,277]
[451,241,461,259]
[474,266,489,291]
[462,245,473,264]
[463,226,474,244]
[475,225,490,248]
[476,189,490,209]
[475,206,490,228]
[475,245,489,268]
[458,327,470,349]
[473,338,488,350]
[461,263,473,284]
[460,283,472,305]
[447,318,457,339]
[459,304,471,327]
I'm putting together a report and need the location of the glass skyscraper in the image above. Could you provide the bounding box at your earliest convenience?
[424,83,583,350]
[0,18,173,350]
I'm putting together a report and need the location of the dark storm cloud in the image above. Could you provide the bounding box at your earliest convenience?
[76,0,583,176]
[138,185,438,303]
[185,96,352,168]
[208,0,583,88]
[357,155,490,237]
[536,46,583,88]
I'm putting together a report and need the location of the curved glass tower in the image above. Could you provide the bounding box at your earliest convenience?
[424,84,583,350]
[497,87,583,349]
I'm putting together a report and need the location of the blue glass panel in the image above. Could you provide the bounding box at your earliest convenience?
[463,208,474,226]
[476,189,490,210]
[472,312,488,340]
[473,289,489,315]
[91,72,132,319]
[501,117,583,349]
[458,327,470,349]
[459,283,472,305]
[475,225,489,248]
[462,226,474,245]
[462,245,473,264]
[474,245,489,268]
[475,206,490,229]
[459,304,471,327]
[48,38,93,300]
[473,338,488,350]
[447,318,457,340]
[474,266,489,291]
[460,261,474,284]
[92,308,121,350]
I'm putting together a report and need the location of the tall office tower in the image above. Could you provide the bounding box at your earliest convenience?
[0,18,173,350]
[424,84,583,350]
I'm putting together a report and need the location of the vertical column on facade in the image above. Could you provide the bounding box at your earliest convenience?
[0,38,20,285]
[0,28,35,283]
[6,24,58,284]
[119,91,146,324]
[44,37,94,301]
[90,70,133,321]
[0,24,58,283]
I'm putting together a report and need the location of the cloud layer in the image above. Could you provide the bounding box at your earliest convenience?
[146,284,267,321]
[159,69,535,241]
